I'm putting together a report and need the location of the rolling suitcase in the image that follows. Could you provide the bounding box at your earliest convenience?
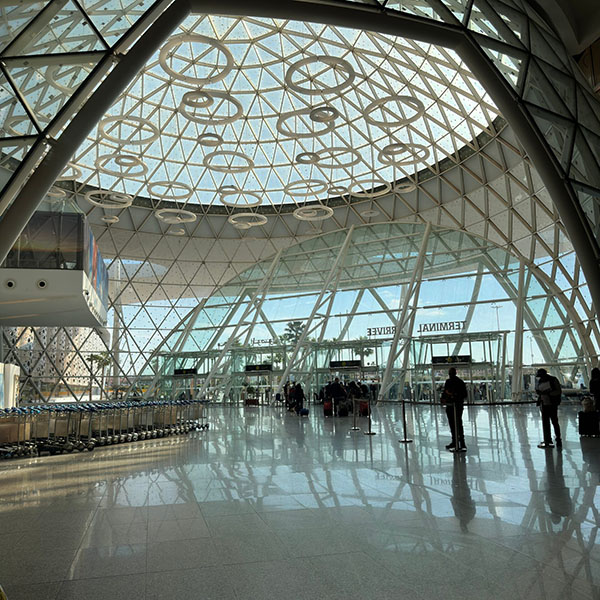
[323,400,333,417]
[299,408,309,417]
[578,411,599,436]
[359,401,370,417]
[338,403,349,417]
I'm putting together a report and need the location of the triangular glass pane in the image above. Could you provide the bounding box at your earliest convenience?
[0,137,35,166]
[526,104,575,172]
[79,0,170,47]
[0,0,48,54]
[523,58,571,119]
[570,129,600,189]
[468,0,524,48]
[528,21,570,73]
[493,0,529,45]
[439,0,472,24]
[5,58,100,125]
[0,69,38,138]
[480,43,523,89]
[576,87,600,134]
[6,0,105,55]
[385,0,446,22]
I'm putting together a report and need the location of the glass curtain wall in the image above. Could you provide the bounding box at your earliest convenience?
[145,222,591,403]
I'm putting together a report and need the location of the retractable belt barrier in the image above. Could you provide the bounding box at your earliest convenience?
[0,399,209,460]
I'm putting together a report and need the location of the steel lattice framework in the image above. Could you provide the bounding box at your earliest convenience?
[0,0,598,402]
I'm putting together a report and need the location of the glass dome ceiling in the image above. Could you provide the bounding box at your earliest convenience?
[70,14,500,213]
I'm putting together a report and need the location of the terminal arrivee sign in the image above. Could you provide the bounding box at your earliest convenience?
[366,321,467,337]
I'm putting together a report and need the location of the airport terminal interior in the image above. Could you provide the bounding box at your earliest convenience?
[0,0,600,598]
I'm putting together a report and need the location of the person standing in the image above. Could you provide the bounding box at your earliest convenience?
[590,368,600,411]
[294,383,305,415]
[442,367,468,452]
[330,377,347,416]
[535,368,562,449]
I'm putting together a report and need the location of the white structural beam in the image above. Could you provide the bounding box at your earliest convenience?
[276,226,355,393]
[197,249,283,398]
[379,222,432,400]
[512,262,525,401]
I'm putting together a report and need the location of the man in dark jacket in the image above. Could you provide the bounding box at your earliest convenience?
[535,368,562,449]
[442,368,468,452]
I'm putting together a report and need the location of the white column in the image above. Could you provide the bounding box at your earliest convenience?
[197,249,283,398]
[512,261,525,401]
[276,226,355,393]
[379,222,431,400]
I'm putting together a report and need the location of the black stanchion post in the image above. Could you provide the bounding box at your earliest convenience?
[364,396,376,435]
[398,395,413,444]
[349,397,360,432]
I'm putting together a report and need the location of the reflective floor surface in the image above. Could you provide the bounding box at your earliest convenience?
[1,403,599,600]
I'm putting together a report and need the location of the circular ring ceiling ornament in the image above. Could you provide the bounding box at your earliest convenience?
[85,190,133,209]
[179,90,243,125]
[203,150,254,173]
[360,209,380,218]
[227,213,268,228]
[99,116,160,146]
[295,152,319,164]
[219,188,262,208]
[56,162,82,181]
[198,132,223,147]
[293,205,334,221]
[349,177,392,198]
[285,56,355,95]
[363,95,425,128]
[47,187,66,198]
[394,182,418,194]
[276,108,335,139]
[379,143,430,166]
[310,105,340,123]
[147,181,193,201]
[284,179,329,197]
[328,185,349,196]
[182,90,214,109]
[159,34,234,85]
[95,153,148,178]
[102,215,120,224]
[155,208,197,224]
[315,147,361,169]
[168,227,186,236]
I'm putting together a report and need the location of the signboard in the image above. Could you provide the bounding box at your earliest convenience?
[330,360,362,369]
[245,364,273,372]
[432,355,472,365]
[418,321,467,334]
[366,321,468,337]
[174,368,197,376]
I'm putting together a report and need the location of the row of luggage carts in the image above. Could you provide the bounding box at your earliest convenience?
[0,399,208,459]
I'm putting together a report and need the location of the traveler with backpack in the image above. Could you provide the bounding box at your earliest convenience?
[535,368,563,449]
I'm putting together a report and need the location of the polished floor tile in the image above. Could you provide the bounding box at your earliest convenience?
[0,403,599,599]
